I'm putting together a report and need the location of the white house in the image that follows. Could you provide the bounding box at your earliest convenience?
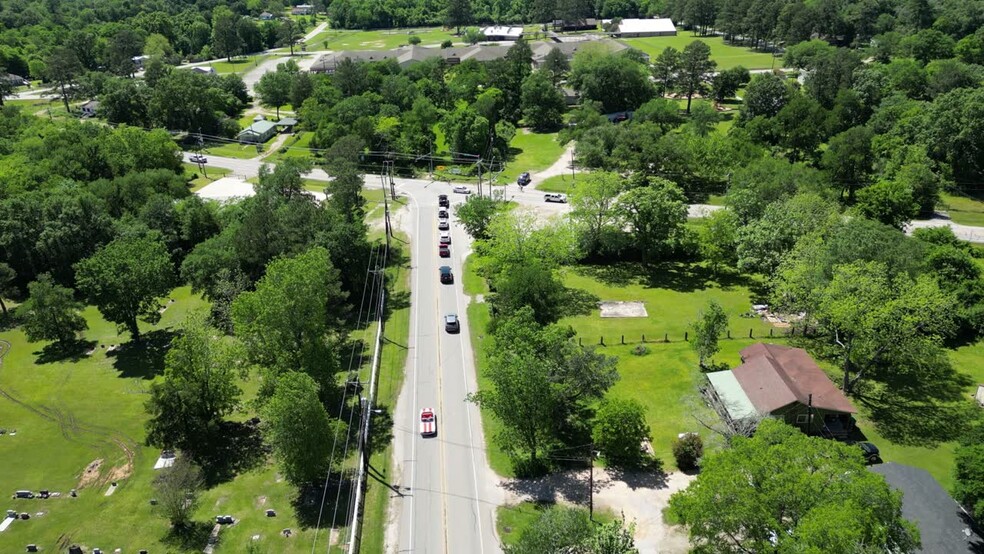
[259,11,275,20]
[291,4,314,15]
[611,18,676,37]
[80,100,100,117]
[481,26,524,41]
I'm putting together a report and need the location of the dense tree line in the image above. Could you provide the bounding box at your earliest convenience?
[0,0,315,81]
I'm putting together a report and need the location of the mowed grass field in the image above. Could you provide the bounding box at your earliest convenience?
[306,26,462,50]
[941,192,984,227]
[497,130,566,184]
[622,30,777,70]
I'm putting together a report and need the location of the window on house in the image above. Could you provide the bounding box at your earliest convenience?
[796,414,809,424]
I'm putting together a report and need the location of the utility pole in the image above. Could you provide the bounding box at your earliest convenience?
[571,148,576,184]
[388,159,397,200]
[196,128,208,178]
[588,445,595,520]
[477,158,483,198]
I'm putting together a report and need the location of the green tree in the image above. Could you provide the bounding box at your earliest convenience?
[651,47,681,97]
[541,47,570,85]
[278,18,302,56]
[255,69,292,118]
[0,67,13,108]
[677,41,717,114]
[490,261,566,326]
[593,398,651,467]
[736,194,839,275]
[615,178,689,265]
[145,313,242,459]
[954,439,984,521]
[521,71,566,131]
[455,195,505,240]
[323,135,368,222]
[446,0,473,34]
[231,247,345,389]
[263,371,339,486]
[106,28,144,76]
[212,7,244,62]
[690,300,728,369]
[711,65,750,102]
[152,457,204,531]
[586,517,639,554]
[822,125,875,201]
[20,274,87,346]
[740,72,790,121]
[0,262,16,315]
[697,209,739,272]
[74,233,174,342]
[855,180,918,229]
[686,101,722,136]
[669,419,920,553]
[45,46,83,113]
[506,506,594,554]
[569,171,624,258]
[672,433,703,471]
[570,50,654,113]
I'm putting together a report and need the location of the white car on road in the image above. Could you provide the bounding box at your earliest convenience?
[453,185,471,194]
[544,193,567,203]
[420,408,437,436]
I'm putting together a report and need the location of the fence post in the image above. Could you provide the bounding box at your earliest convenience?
[579,337,582,346]
[600,336,605,346]
[621,335,625,345]
[664,333,668,343]
[727,330,731,339]
[749,328,753,339]
[685,331,688,341]
[770,328,773,337]
[642,334,645,343]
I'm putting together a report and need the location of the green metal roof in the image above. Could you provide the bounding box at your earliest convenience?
[241,120,277,134]
[707,370,758,420]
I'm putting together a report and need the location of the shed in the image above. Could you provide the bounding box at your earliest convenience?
[191,66,217,75]
[80,100,100,117]
[276,117,299,132]
[612,18,677,38]
[291,4,314,15]
[238,120,277,143]
[259,11,274,20]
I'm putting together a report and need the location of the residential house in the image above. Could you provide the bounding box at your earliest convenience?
[871,463,984,553]
[191,66,217,75]
[80,100,100,117]
[481,26,524,41]
[4,73,30,87]
[705,343,857,437]
[259,11,275,20]
[291,4,314,15]
[609,18,677,37]
[131,55,150,69]
[238,120,278,143]
[530,39,644,68]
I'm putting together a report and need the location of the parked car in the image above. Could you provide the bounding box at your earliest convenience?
[438,220,450,230]
[439,265,453,284]
[453,185,471,194]
[517,172,531,187]
[420,408,437,436]
[438,208,449,219]
[438,194,450,208]
[439,245,450,258]
[858,442,880,464]
[190,154,207,163]
[439,231,451,245]
[544,193,568,203]
[445,314,460,333]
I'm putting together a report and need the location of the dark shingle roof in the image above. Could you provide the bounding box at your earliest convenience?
[871,463,984,553]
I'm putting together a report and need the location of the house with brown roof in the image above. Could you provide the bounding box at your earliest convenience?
[706,343,857,437]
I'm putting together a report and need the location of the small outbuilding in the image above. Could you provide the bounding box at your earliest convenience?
[610,18,677,38]
[276,117,299,133]
[291,4,314,15]
[80,100,100,117]
[238,120,278,143]
[481,26,524,41]
[191,66,217,75]
[259,11,275,20]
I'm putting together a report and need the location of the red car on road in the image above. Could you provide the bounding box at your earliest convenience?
[420,408,437,436]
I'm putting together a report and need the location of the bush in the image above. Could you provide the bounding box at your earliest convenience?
[408,35,422,45]
[592,398,651,467]
[441,39,453,49]
[672,433,703,471]
[631,344,650,356]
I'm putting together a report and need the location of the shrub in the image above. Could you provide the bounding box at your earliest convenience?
[672,433,703,471]
[441,39,453,49]
[408,35,422,45]
[631,344,650,356]
[593,398,651,467]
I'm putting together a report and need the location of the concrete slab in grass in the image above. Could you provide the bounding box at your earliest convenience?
[599,301,648,318]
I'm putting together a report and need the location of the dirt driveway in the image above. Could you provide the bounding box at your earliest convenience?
[498,468,694,553]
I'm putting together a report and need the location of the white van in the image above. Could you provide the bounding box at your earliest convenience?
[544,193,567,203]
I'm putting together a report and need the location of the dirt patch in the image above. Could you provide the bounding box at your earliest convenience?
[78,459,103,488]
[599,301,648,318]
[256,495,267,506]
[106,461,132,483]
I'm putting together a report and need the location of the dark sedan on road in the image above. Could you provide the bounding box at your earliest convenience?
[439,245,450,258]
[439,265,453,284]
[439,194,449,208]
[445,314,460,333]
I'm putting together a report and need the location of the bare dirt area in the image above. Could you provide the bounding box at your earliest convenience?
[499,468,694,553]
[78,459,104,488]
[599,301,649,318]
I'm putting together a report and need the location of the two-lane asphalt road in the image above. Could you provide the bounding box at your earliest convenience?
[389,184,503,553]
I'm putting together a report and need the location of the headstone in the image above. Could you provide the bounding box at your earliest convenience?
[149,499,157,505]
[26,545,37,553]
[265,509,276,517]
[70,489,77,497]
[68,545,83,554]
[19,513,29,520]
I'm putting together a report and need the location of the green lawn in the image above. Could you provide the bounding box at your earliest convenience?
[206,54,273,75]
[497,501,617,547]
[203,141,264,159]
[497,130,566,184]
[184,163,232,191]
[940,192,984,226]
[306,26,461,50]
[535,174,581,193]
[268,132,318,164]
[622,30,778,70]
